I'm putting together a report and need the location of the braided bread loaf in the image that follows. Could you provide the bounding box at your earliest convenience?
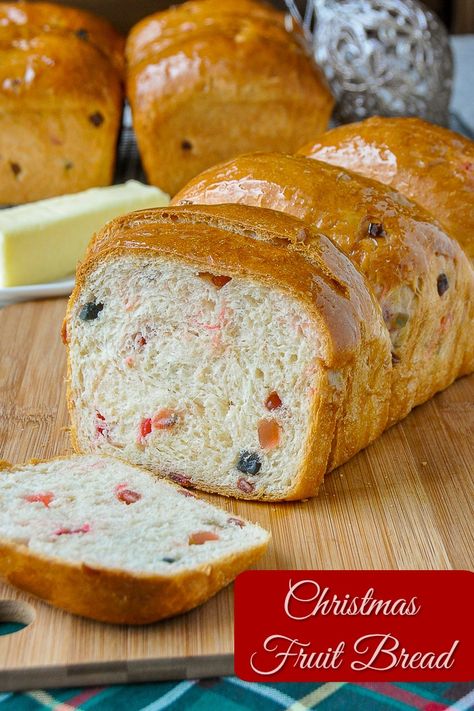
[173,153,474,425]
[64,204,391,501]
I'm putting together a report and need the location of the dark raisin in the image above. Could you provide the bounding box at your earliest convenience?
[79,301,104,321]
[391,352,400,365]
[9,161,21,177]
[89,112,104,127]
[368,222,386,238]
[162,557,176,563]
[64,160,74,171]
[75,28,89,40]
[437,273,449,296]
[237,451,261,476]
[181,139,193,151]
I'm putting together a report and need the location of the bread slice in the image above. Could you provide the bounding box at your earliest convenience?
[0,454,269,624]
[64,204,392,501]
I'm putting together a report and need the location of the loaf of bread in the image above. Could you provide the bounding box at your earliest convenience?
[0,1,124,204]
[126,0,334,196]
[0,454,269,624]
[64,204,392,501]
[173,153,474,425]
[298,117,474,259]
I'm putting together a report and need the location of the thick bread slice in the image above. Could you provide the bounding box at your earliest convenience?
[0,454,269,624]
[173,154,474,425]
[64,204,392,501]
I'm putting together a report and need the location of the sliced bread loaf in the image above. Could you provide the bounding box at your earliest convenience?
[0,454,269,624]
[64,204,392,501]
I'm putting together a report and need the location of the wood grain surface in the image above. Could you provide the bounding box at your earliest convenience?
[0,297,472,690]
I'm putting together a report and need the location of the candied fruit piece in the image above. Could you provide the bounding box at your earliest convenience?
[95,411,109,438]
[24,492,54,508]
[437,273,449,296]
[79,301,103,321]
[368,222,386,238]
[228,517,246,528]
[140,418,152,438]
[54,523,91,536]
[237,477,255,494]
[188,531,220,545]
[264,391,282,411]
[116,488,141,505]
[153,409,179,429]
[169,472,192,487]
[258,419,281,450]
[237,451,261,475]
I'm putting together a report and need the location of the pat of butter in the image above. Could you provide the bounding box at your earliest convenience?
[0,181,169,287]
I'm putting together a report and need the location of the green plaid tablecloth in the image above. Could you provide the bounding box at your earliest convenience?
[0,681,473,710]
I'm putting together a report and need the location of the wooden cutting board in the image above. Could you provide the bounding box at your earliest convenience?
[0,297,473,691]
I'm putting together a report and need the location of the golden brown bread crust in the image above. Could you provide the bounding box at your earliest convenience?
[173,153,474,424]
[0,1,124,204]
[0,540,268,625]
[0,456,269,624]
[126,0,333,196]
[65,204,392,500]
[298,117,474,259]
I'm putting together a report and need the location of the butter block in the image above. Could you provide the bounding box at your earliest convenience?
[0,181,169,287]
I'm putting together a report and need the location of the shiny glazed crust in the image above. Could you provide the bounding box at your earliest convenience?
[0,458,269,625]
[0,1,124,204]
[173,153,474,424]
[126,0,333,196]
[64,204,392,501]
[298,117,474,259]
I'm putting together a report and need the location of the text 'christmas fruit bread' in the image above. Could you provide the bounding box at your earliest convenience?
[0,1,124,204]
[298,117,474,259]
[0,454,269,624]
[126,0,333,196]
[173,153,474,425]
[63,204,392,501]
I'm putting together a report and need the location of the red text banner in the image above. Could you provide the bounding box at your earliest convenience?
[234,571,473,681]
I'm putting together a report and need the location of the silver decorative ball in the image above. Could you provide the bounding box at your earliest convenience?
[285,0,453,125]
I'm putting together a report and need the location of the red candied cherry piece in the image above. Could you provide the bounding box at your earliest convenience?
[265,391,282,411]
[24,492,54,507]
[237,477,255,494]
[153,409,179,429]
[133,332,147,349]
[140,418,152,438]
[169,472,192,487]
[54,523,91,536]
[227,517,246,528]
[188,531,220,545]
[116,488,142,505]
[95,411,108,437]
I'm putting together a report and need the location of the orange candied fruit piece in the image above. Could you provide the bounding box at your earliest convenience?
[188,531,220,545]
[24,492,54,507]
[264,391,282,411]
[258,418,281,450]
[152,409,179,429]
